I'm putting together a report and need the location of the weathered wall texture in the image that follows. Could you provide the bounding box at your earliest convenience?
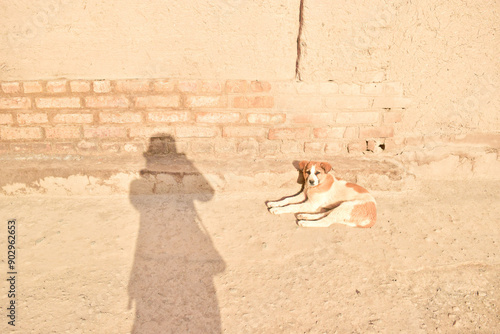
[1,0,299,80]
[0,0,499,178]
[299,0,499,137]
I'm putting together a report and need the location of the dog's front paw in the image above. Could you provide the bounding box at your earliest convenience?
[297,220,310,227]
[268,207,283,215]
[296,213,308,220]
[266,201,279,209]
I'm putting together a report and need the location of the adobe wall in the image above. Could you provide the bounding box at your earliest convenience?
[0,0,498,180]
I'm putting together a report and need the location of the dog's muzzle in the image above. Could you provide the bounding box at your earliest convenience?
[308,179,318,186]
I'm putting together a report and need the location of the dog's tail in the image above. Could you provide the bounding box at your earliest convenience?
[331,199,377,228]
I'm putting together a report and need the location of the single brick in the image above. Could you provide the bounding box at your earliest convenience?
[453,133,500,148]
[1,127,43,140]
[233,96,274,108]
[23,81,43,94]
[77,140,99,152]
[339,83,361,95]
[99,112,142,123]
[199,81,223,94]
[325,96,371,109]
[190,141,214,154]
[0,113,13,124]
[372,97,411,108]
[176,126,219,138]
[295,82,319,94]
[93,80,112,93]
[313,127,346,139]
[11,142,49,153]
[237,139,259,154]
[383,82,404,95]
[276,95,322,112]
[147,111,189,123]
[129,126,174,138]
[173,141,189,153]
[45,126,81,139]
[17,113,49,125]
[11,143,32,153]
[0,142,9,153]
[250,81,271,92]
[272,82,298,94]
[115,79,150,92]
[36,97,81,109]
[223,126,267,138]
[101,142,121,153]
[259,141,280,156]
[269,127,309,140]
[32,142,52,153]
[135,95,180,108]
[359,126,394,138]
[225,80,248,93]
[123,142,145,153]
[247,113,285,124]
[347,140,367,153]
[290,113,333,124]
[336,111,379,124]
[53,113,94,124]
[361,83,383,95]
[85,96,129,108]
[185,96,226,108]
[46,80,67,93]
[384,111,403,123]
[404,136,424,147]
[384,137,405,152]
[343,127,359,138]
[305,142,325,153]
[214,139,237,154]
[178,80,223,94]
[367,140,375,152]
[196,112,240,123]
[319,82,339,95]
[280,140,303,153]
[84,126,128,138]
[70,81,91,93]
[372,70,386,82]
[153,80,176,92]
[178,80,199,93]
[1,82,21,94]
[53,142,77,154]
[0,97,31,109]
[325,142,345,154]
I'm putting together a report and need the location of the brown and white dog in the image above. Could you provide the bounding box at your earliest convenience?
[266,160,376,228]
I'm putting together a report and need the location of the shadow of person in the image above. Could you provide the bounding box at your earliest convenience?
[128,134,225,333]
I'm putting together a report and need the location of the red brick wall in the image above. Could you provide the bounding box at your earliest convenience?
[0,79,409,157]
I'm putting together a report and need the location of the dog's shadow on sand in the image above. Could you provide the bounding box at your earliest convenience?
[265,160,305,206]
[128,134,225,333]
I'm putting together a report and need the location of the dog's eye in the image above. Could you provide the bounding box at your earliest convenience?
[315,172,320,175]
[306,171,311,175]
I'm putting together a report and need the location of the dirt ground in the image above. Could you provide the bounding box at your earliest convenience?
[0,179,499,333]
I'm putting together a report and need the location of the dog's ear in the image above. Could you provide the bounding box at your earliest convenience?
[298,160,309,171]
[292,160,306,184]
[320,162,332,173]
[293,160,309,171]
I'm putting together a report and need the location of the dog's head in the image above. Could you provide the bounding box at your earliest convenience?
[298,160,332,187]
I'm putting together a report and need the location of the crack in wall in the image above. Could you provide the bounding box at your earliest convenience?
[295,0,305,81]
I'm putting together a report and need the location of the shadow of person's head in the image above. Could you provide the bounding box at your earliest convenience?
[143,133,179,156]
[133,133,214,198]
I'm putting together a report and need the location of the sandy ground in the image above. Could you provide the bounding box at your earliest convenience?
[0,179,499,333]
